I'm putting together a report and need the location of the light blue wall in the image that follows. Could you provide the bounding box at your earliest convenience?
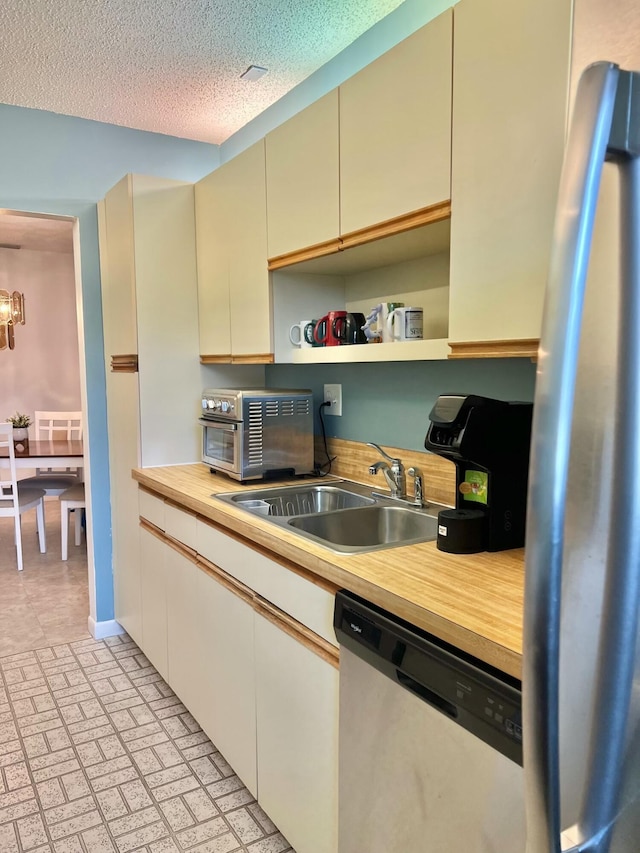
[267,360,537,453]
[0,103,219,622]
[220,0,456,163]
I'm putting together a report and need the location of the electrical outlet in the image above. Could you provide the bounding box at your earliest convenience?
[323,383,342,416]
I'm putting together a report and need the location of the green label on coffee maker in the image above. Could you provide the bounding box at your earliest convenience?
[459,470,488,504]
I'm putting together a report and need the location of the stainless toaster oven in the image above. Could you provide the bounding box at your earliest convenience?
[199,388,314,482]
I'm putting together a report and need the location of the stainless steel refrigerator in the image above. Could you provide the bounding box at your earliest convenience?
[524,60,640,853]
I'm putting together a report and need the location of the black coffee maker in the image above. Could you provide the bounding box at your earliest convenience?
[425,395,533,553]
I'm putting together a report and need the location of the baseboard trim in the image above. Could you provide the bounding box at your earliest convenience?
[88,617,127,640]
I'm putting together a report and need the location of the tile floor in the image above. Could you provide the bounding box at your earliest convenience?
[0,503,296,853]
[0,500,91,657]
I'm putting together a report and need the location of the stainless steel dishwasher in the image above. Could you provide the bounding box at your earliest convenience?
[334,591,526,853]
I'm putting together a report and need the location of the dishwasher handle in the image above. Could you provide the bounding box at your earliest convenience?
[396,670,458,719]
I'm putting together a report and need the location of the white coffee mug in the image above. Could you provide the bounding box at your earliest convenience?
[289,320,313,348]
[387,307,424,341]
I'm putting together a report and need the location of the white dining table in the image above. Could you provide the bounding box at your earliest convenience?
[1,439,84,471]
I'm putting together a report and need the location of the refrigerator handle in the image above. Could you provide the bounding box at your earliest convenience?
[523,61,620,853]
[577,70,640,852]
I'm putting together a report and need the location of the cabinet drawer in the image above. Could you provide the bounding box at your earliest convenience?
[196,519,337,647]
[165,503,198,550]
[138,489,165,530]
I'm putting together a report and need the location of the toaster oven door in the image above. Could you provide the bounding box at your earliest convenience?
[200,418,241,475]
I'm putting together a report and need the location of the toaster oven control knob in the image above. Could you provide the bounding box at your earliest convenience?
[206,399,215,409]
[221,400,230,413]
[201,398,208,409]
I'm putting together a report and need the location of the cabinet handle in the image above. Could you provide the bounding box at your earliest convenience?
[196,555,254,605]
[254,597,339,669]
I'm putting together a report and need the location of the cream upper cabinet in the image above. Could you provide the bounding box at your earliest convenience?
[448,0,572,352]
[339,9,453,236]
[226,141,271,357]
[195,166,232,356]
[101,176,138,356]
[265,90,340,259]
[196,140,271,360]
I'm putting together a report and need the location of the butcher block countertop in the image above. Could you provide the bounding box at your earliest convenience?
[132,464,525,680]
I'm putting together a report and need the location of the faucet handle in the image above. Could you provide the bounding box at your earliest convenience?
[407,466,425,507]
[366,442,401,464]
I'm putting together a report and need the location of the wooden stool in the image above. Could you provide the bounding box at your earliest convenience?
[60,484,85,561]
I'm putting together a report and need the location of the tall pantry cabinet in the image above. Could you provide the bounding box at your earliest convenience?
[98,174,202,643]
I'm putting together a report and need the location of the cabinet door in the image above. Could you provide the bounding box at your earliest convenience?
[102,176,139,356]
[266,91,340,258]
[165,544,205,720]
[448,0,572,346]
[196,566,257,796]
[105,371,142,646]
[139,525,168,680]
[195,167,232,356]
[339,10,452,235]
[255,605,338,853]
[226,141,271,356]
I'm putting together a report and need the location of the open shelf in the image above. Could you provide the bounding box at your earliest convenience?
[289,338,450,363]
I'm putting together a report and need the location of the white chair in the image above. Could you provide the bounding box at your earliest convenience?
[18,410,83,496]
[0,424,46,571]
[60,483,85,561]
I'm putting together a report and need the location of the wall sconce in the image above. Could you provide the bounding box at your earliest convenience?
[0,290,25,350]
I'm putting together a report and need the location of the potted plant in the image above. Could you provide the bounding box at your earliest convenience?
[6,412,31,454]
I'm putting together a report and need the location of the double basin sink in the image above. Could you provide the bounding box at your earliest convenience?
[215,480,440,554]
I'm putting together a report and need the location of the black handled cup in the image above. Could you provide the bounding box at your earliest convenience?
[335,312,367,345]
[303,320,321,347]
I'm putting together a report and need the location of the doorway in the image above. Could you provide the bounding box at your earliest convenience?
[0,210,92,654]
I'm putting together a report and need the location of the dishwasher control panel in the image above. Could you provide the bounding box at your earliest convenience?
[335,591,523,765]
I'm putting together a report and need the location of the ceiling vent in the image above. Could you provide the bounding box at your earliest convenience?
[240,65,268,82]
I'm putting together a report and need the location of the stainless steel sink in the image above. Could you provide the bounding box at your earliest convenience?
[287,505,438,553]
[217,482,376,518]
[215,480,440,553]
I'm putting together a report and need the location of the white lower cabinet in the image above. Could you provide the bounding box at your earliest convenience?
[138,492,338,853]
[165,543,206,722]
[196,565,258,796]
[255,603,339,853]
[139,525,168,681]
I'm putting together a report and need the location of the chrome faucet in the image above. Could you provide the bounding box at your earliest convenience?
[367,443,406,500]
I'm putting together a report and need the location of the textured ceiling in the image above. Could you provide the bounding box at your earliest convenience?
[0,0,406,144]
[0,213,74,254]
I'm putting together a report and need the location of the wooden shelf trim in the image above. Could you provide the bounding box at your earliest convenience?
[340,200,451,250]
[200,353,274,365]
[254,596,340,669]
[448,339,540,359]
[268,238,342,271]
[267,200,451,271]
[111,354,138,373]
